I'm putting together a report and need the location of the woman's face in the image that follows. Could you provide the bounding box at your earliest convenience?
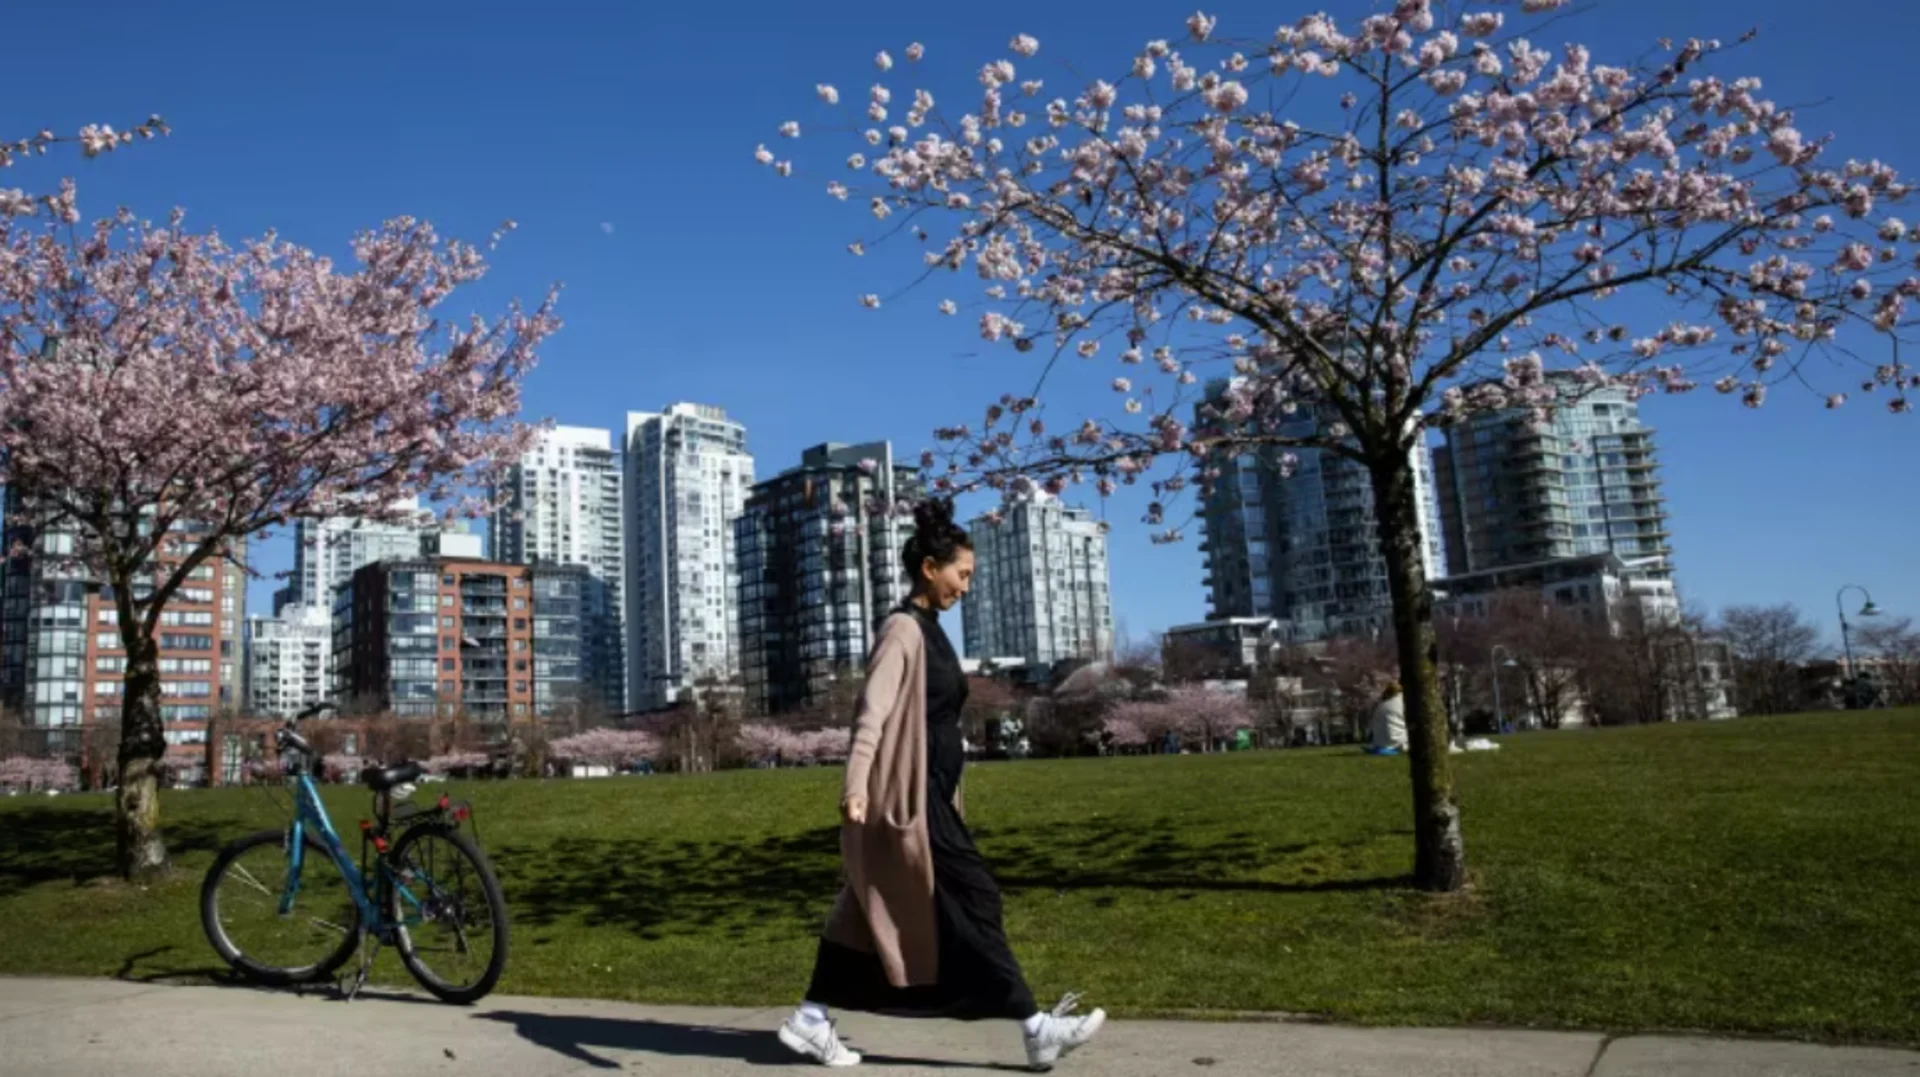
[918,547,976,611]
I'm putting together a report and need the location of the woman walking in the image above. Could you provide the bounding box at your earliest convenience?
[779,498,1105,1071]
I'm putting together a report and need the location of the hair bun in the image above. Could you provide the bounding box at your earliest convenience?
[913,496,958,533]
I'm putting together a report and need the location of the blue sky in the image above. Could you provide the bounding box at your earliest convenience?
[6,0,1913,651]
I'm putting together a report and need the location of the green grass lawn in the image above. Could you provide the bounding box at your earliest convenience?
[3,711,1918,1044]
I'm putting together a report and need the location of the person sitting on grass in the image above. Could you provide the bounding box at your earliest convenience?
[1366,682,1407,755]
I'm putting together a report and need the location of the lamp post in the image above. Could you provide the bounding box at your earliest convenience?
[1835,585,1879,706]
[1489,644,1521,734]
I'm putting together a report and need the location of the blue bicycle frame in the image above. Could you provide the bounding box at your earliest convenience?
[279,771,430,936]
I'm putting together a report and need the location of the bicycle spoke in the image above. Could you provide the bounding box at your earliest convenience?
[227,862,275,899]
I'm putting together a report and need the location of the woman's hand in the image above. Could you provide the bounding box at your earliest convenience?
[841,796,868,825]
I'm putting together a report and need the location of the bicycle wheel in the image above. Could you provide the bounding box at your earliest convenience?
[388,823,509,1004]
[201,828,362,986]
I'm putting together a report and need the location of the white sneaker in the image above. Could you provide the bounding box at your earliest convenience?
[779,1015,862,1067]
[1024,993,1106,1071]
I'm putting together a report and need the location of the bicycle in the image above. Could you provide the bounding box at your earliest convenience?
[200,720,511,1004]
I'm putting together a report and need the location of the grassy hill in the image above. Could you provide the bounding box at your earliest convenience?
[3,710,1916,1043]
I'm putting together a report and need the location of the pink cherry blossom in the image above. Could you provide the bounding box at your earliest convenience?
[875,50,893,71]
[550,729,661,768]
[754,144,774,165]
[1461,12,1503,36]
[906,43,925,62]
[817,84,840,105]
[1186,10,1217,41]
[779,121,800,138]
[1010,34,1040,58]
[1206,81,1249,112]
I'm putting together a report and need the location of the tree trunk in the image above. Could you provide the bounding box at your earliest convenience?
[1367,452,1469,893]
[115,635,169,880]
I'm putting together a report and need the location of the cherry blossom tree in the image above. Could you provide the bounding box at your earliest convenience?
[423,750,491,777]
[736,722,796,764]
[759,3,1916,890]
[0,755,79,792]
[1101,714,1150,750]
[1166,685,1256,748]
[549,728,660,771]
[795,727,851,764]
[0,200,557,878]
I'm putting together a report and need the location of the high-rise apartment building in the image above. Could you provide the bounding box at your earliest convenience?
[245,605,331,718]
[735,442,919,715]
[0,490,245,781]
[490,425,627,714]
[333,557,600,724]
[624,404,754,712]
[1432,377,1672,578]
[962,493,1114,666]
[1196,384,1443,643]
[273,500,438,615]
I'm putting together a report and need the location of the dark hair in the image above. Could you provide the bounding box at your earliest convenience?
[902,497,971,584]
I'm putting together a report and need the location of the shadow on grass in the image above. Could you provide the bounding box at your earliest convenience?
[491,817,1409,943]
[0,806,230,897]
[476,1010,1019,1071]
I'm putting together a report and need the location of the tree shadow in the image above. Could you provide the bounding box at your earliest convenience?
[0,806,229,897]
[475,1010,1017,1071]
[490,816,1409,943]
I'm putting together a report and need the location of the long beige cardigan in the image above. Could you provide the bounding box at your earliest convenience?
[821,609,962,988]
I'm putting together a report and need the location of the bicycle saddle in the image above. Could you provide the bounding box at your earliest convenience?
[359,761,425,793]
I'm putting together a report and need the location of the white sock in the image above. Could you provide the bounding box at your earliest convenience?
[1022,1012,1046,1035]
[797,1001,830,1026]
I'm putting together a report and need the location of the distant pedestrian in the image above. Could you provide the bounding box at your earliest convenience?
[780,498,1105,1071]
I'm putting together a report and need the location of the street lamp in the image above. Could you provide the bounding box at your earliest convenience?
[1489,644,1521,734]
[1835,585,1879,702]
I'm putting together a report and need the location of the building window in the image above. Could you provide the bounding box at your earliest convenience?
[440,616,455,628]
[440,594,454,608]
[442,637,455,651]
[442,658,456,672]
[441,680,456,694]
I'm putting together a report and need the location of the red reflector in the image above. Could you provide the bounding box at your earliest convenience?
[373,836,389,853]
[358,819,372,831]
[438,794,450,810]
[452,806,470,821]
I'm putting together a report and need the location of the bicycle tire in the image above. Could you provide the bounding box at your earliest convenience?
[388,823,510,1005]
[201,828,362,986]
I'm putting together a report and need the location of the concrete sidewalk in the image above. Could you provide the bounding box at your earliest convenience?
[1,977,1915,1077]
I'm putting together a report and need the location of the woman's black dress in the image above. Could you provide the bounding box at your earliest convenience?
[804,604,1039,1021]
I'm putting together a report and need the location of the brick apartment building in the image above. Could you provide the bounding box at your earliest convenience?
[333,556,604,725]
[1,491,246,784]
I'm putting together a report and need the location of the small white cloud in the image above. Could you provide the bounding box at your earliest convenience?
[599,221,616,235]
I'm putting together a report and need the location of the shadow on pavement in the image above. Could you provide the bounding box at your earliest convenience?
[113,944,239,986]
[477,1010,1016,1071]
